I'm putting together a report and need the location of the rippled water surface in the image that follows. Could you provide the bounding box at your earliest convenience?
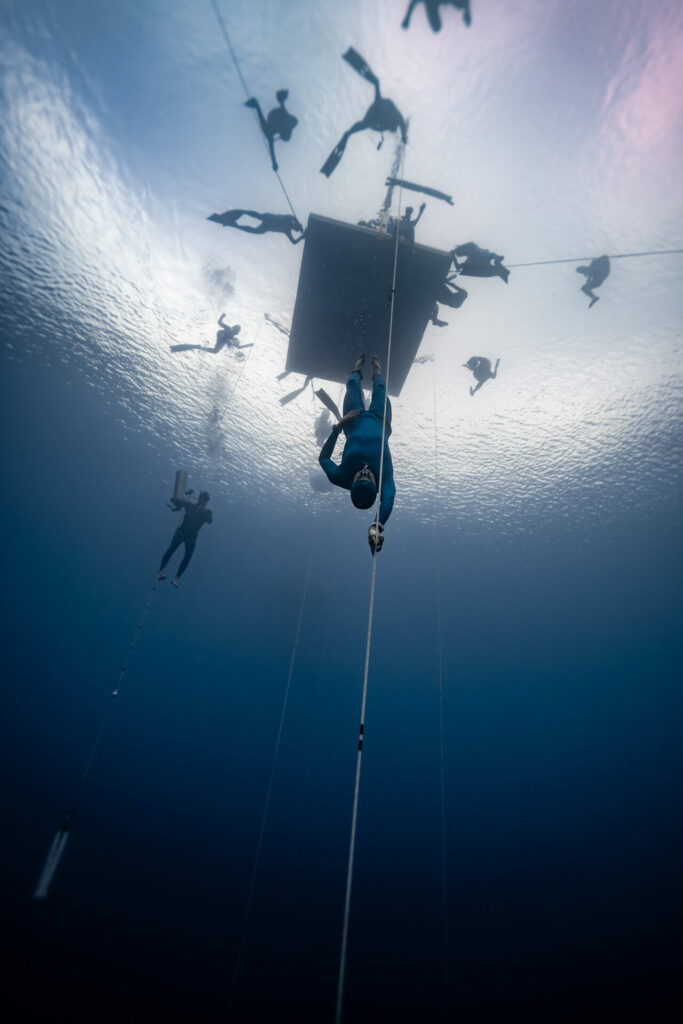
[2,1,682,1021]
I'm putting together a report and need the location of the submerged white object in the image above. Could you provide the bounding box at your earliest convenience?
[172,470,188,502]
[33,823,70,900]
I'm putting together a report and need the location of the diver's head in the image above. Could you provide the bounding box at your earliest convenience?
[198,491,210,505]
[350,465,377,510]
[233,325,241,334]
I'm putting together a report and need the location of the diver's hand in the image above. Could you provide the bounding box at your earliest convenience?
[368,522,384,555]
[339,409,361,428]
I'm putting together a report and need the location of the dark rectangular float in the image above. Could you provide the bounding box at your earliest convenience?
[286,214,452,397]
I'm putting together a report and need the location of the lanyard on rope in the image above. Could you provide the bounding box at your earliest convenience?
[33,584,158,899]
[216,321,261,427]
[209,0,300,223]
[334,147,406,1024]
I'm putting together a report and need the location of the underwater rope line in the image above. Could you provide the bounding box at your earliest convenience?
[33,584,158,899]
[506,247,683,268]
[227,535,316,1017]
[335,148,406,1024]
[217,320,261,426]
[209,0,300,223]
[432,372,450,1022]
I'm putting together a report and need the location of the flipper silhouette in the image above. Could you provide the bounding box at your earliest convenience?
[343,47,379,86]
[314,387,343,422]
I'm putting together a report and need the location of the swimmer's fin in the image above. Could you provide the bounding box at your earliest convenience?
[314,387,342,422]
[170,344,202,353]
[280,375,312,406]
[321,138,347,177]
[207,211,239,227]
[343,47,379,88]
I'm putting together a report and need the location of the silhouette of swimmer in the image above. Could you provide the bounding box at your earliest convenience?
[244,89,298,172]
[170,314,253,355]
[208,209,305,245]
[321,48,408,177]
[463,356,500,395]
[396,203,425,243]
[157,491,212,587]
[430,278,468,326]
[452,243,509,282]
[576,255,610,308]
[319,354,395,554]
[402,0,472,31]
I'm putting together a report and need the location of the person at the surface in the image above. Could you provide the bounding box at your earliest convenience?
[402,0,472,32]
[170,315,252,355]
[576,255,610,308]
[451,242,510,283]
[463,356,500,395]
[318,355,395,554]
[396,203,426,243]
[207,209,305,245]
[244,89,298,172]
[157,491,213,587]
[320,49,408,177]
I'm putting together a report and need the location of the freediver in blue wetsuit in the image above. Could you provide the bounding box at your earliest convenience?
[318,355,395,555]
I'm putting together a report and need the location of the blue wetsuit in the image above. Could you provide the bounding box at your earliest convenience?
[318,372,396,525]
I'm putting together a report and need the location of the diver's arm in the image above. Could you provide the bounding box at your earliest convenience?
[378,449,396,526]
[319,424,345,484]
[171,498,192,510]
[401,0,419,29]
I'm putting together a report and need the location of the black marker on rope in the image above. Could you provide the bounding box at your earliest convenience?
[33,583,158,899]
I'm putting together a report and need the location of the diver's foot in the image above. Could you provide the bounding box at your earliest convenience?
[171,578,179,588]
[272,162,279,172]
[589,296,599,308]
[353,353,366,377]
[370,355,381,378]
[156,571,166,581]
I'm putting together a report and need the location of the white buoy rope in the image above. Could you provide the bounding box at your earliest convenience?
[334,149,406,1024]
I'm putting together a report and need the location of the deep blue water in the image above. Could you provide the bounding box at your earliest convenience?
[2,1,683,1021]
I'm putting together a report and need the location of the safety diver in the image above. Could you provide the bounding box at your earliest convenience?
[157,491,213,587]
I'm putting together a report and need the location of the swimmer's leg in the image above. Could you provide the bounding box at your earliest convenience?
[244,97,269,137]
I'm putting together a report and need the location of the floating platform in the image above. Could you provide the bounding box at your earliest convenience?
[286,214,452,396]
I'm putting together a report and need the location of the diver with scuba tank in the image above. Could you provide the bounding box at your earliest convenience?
[157,475,213,586]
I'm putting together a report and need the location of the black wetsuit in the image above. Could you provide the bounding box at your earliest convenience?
[159,499,212,579]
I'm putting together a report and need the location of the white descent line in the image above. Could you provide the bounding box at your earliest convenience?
[334,147,406,1024]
